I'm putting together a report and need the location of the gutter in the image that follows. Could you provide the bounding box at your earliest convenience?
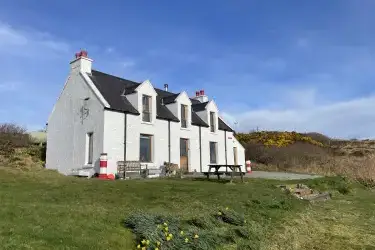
[124,113,127,167]
[224,130,228,171]
[199,126,202,172]
[168,120,171,163]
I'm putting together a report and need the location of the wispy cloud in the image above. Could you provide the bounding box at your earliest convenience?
[0,81,22,92]
[105,47,115,53]
[121,60,135,68]
[0,21,71,57]
[222,93,375,139]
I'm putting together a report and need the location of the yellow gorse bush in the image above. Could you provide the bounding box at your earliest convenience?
[236,131,324,147]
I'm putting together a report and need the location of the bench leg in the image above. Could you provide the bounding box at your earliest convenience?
[239,167,244,182]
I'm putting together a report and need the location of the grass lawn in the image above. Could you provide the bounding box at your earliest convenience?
[0,167,374,250]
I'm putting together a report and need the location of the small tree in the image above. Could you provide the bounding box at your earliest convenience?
[0,123,26,134]
[0,123,30,157]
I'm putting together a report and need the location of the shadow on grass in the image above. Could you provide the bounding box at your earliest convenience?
[189,177,233,184]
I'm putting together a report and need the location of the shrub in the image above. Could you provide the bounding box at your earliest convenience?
[187,216,219,229]
[236,131,325,148]
[164,162,179,176]
[125,212,221,250]
[215,207,245,226]
[124,209,251,250]
[244,142,329,168]
[0,123,30,158]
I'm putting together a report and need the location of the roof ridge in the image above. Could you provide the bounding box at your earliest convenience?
[92,69,141,85]
[92,69,182,96]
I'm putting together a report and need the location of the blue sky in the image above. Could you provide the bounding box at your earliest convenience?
[1,0,375,138]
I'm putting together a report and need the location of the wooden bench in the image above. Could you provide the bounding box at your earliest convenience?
[117,161,144,179]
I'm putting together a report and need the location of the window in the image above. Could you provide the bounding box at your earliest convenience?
[140,134,152,162]
[209,141,217,164]
[142,95,151,122]
[181,104,188,128]
[210,112,216,132]
[86,132,93,164]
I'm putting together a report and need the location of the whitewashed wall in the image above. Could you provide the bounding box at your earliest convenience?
[46,72,105,174]
[102,111,245,174]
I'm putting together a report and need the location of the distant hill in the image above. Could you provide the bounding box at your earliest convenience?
[236,131,375,185]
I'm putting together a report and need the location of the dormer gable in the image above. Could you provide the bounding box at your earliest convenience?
[135,79,158,96]
[206,100,218,113]
[175,91,192,105]
[163,92,192,127]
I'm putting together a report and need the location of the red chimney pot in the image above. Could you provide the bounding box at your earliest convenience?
[196,91,200,96]
[200,90,204,95]
[81,50,88,57]
[75,50,88,59]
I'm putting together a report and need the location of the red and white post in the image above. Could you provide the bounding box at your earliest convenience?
[98,153,108,179]
[246,160,252,174]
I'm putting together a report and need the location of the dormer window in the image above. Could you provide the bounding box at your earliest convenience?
[142,95,152,122]
[210,111,216,132]
[181,104,188,128]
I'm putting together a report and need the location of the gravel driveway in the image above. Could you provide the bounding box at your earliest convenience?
[245,171,322,180]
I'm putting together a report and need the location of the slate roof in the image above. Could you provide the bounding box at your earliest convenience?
[218,118,233,132]
[89,70,232,131]
[192,102,209,112]
[162,93,179,104]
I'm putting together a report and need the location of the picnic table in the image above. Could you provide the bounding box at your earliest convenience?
[204,164,244,182]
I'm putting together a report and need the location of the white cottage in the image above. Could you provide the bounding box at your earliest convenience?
[46,50,245,176]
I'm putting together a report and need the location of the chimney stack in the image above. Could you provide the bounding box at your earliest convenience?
[164,84,168,91]
[193,89,208,103]
[70,50,93,74]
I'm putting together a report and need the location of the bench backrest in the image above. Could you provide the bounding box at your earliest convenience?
[117,161,142,179]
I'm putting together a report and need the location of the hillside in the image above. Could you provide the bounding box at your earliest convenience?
[236,131,375,185]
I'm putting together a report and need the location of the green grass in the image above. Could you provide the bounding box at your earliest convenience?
[0,167,374,250]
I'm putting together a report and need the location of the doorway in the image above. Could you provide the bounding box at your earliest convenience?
[180,138,189,173]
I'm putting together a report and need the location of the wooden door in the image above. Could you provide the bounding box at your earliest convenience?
[180,138,189,173]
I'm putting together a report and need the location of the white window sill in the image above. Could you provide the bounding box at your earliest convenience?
[180,127,190,131]
[141,121,154,126]
[210,131,218,135]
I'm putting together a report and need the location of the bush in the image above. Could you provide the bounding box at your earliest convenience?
[164,162,179,176]
[215,207,245,226]
[124,209,252,250]
[187,216,219,229]
[0,123,30,158]
[236,131,325,147]
[244,142,329,168]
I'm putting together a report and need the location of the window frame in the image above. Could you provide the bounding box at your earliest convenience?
[181,104,188,128]
[140,134,153,163]
[142,94,152,122]
[86,132,93,165]
[210,111,216,132]
[209,141,218,164]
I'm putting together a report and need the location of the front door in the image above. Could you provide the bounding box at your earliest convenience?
[180,138,189,173]
[233,147,238,171]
